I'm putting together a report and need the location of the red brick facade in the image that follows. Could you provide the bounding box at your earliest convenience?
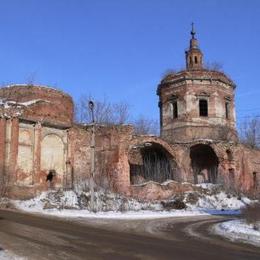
[0,29,260,200]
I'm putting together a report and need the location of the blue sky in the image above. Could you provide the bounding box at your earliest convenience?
[0,0,259,124]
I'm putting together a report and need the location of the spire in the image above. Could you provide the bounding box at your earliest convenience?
[185,23,203,70]
[189,22,198,49]
[191,22,196,39]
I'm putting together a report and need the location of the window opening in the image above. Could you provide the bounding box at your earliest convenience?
[199,99,208,117]
[172,101,178,119]
[225,102,230,119]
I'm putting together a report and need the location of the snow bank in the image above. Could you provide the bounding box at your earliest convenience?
[13,190,163,215]
[185,184,251,212]
[213,219,260,247]
[13,190,209,219]
[191,192,247,210]
[12,184,253,220]
[14,191,80,211]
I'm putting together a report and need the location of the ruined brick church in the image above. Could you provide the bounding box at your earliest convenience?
[0,27,259,200]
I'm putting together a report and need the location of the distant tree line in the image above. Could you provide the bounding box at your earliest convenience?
[75,95,159,135]
[76,95,260,147]
[239,116,260,149]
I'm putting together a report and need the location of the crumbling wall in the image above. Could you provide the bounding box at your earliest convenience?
[40,129,67,188]
[68,126,91,190]
[0,118,6,196]
[0,84,259,201]
[236,145,260,196]
[0,85,74,127]
[16,123,34,186]
[69,124,133,194]
[0,119,69,199]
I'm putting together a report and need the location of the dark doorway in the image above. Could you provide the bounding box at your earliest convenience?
[129,143,179,184]
[190,144,219,184]
[46,170,56,182]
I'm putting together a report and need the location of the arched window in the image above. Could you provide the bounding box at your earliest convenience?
[195,56,198,64]
[199,99,208,117]
[225,102,230,119]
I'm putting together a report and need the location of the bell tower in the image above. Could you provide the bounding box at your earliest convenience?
[157,25,237,143]
[185,23,203,70]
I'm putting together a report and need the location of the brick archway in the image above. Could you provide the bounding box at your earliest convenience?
[128,137,180,184]
[190,144,219,184]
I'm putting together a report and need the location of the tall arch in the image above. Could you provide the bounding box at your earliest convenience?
[41,134,65,186]
[129,141,180,184]
[190,144,219,184]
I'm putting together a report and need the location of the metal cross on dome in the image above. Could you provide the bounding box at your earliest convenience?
[191,22,196,39]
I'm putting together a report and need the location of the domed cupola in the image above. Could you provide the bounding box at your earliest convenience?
[185,23,203,70]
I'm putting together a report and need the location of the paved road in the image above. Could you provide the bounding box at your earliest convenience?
[0,209,259,260]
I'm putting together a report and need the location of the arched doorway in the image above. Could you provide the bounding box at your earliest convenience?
[190,144,219,184]
[129,142,179,184]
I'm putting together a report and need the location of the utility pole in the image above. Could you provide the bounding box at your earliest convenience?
[88,100,96,212]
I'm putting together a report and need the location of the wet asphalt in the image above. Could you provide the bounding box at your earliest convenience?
[0,209,259,260]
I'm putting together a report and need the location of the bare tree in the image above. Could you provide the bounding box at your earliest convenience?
[204,61,224,72]
[25,72,38,86]
[76,96,159,135]
[239,116,260,149]
[112,102,130,124]
[75,95,130,125]
[133,115,159,135]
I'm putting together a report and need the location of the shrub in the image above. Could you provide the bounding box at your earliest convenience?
[185,192,200,204]
[241,203,260,230]
[161,199,187,210]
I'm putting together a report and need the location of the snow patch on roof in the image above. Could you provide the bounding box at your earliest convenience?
[3,83,59,91]
[18,99,50,106]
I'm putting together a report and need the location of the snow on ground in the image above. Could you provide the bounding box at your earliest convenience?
[16,207,210,219]
[188,191,248,210]
[3,184,259,249]
[213,219,260,247]
[13,190,208,219]
[184,184,251,213]
[11,184,252,220]
[0,249,25,260]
